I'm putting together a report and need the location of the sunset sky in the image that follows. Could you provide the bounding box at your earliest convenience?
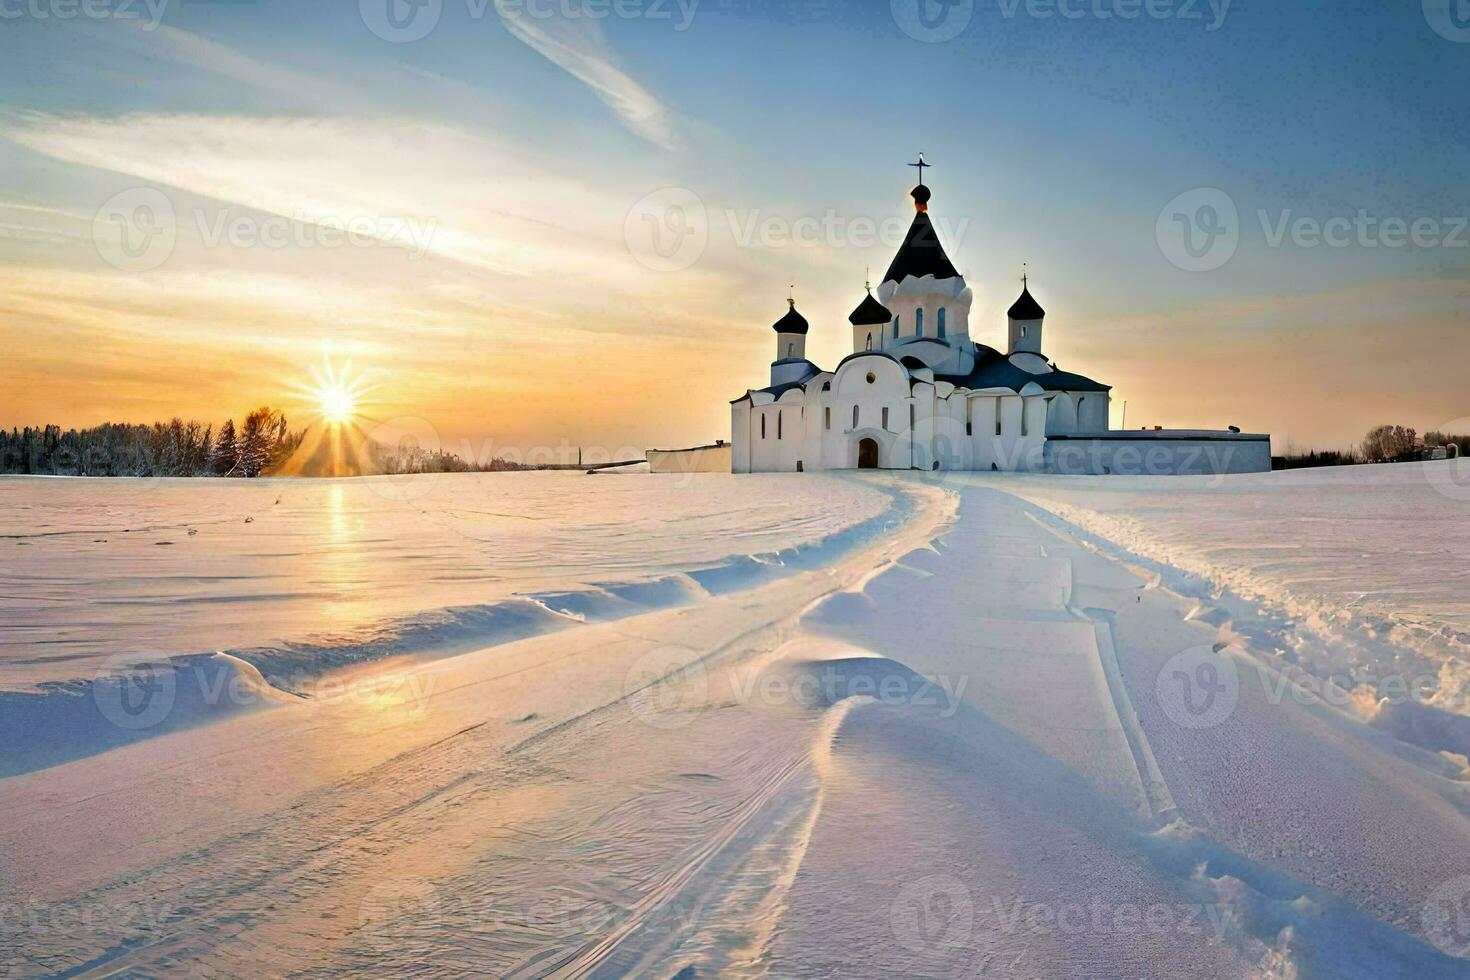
[2,0,1467,456]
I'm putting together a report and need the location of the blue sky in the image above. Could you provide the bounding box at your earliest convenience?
[1,0,1467,451]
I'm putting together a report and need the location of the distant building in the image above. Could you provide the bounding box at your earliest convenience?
[730,164,1269,476]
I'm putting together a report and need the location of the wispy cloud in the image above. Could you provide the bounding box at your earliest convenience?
[493,0,679,150]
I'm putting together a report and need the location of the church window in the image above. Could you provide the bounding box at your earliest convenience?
[778,411,783,439]
[882,407,889,430]
[824,406,831,430]
[937,308,947,339]
[866,333,872,351]
[910,404,915,429]
[760,414,766,439]
[915,308,924,337]
[965,398,973,436]
[787,343,794,357]
[852,405,860,429]
[995,406,1003,437]
[1021,403,1029,437]
[893,316,899,339]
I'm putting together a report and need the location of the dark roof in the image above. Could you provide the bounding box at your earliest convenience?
[772,302,808,335]
[1036,367,1110,392]
[731,379,808,404]
[1007,285,1045,320]
[936,345,1110,394]
[882,211,960,285]
[848,291,892,325]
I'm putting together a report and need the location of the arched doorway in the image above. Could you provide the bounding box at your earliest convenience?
[858,438,879,469]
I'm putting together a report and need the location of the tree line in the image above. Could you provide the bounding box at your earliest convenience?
[1277,425,1467,469]
[0,408,301,478]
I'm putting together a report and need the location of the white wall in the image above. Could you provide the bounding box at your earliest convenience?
[1044,435,1271,475]
[648,444,733,474]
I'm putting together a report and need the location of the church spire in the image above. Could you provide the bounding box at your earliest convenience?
[883,157,957,285]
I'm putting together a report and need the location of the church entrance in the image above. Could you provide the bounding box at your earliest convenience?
[857,438,879,469]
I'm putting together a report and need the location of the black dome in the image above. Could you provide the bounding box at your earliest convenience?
[848,291,892,326]
[882,211,960,285]
[1007,285,1045,320]
[910,183,932,207]
[772,302,809,335]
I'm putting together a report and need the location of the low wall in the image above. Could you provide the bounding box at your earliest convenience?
[1044,431,1271,476]
[647,443,733,475]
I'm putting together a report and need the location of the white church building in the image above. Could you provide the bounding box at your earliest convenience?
[730,168,1270,476]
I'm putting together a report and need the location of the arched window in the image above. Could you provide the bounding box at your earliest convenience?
[777,411,783,439]
[892,316,899,339]
[852,404,860,429]
[915,307,924,337]
[937,308,947,339]
[865,333,873,351]
[760,414,766,438]
[786,342,794,357]
[882,407,889,430]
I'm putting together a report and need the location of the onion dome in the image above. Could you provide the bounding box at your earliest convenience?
[848,290,892,326]
[910,183,932,211]
[772,299,808,335]
[1007,283,1045,320]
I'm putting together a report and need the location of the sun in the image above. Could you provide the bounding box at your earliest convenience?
[299,357,373,427]
[317,382,357,422]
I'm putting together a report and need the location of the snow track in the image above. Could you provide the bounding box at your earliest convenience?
[5,474,1470,977]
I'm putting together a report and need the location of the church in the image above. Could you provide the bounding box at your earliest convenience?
[729,164,1270,476]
